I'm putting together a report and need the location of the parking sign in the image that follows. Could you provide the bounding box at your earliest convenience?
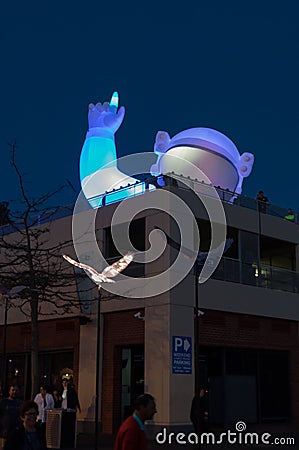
[172,336,192,374]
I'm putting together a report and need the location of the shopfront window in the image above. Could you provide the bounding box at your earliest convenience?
[38,351,74,390]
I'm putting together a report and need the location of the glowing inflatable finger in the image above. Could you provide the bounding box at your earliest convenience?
[110,91,119,109]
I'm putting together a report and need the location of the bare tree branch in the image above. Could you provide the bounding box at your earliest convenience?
[0,143,92,397]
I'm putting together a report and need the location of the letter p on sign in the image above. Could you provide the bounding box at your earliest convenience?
[174,337,183,352]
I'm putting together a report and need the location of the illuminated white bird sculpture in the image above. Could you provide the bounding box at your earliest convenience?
[63,253,134,289]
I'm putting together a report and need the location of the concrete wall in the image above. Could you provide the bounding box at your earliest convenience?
[200,279,299,321]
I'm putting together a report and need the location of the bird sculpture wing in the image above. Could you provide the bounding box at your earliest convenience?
[62,254,101,278]
[63,252,134,284]
[101,252,134,278]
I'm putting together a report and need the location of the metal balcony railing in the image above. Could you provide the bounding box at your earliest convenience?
[212,257,299,293]
[1,173,298,231]
[88,173,299,224]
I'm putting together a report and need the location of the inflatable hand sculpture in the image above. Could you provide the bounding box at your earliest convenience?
[80,92,139,207]
[87,92,125,136]
[80,92,255,208]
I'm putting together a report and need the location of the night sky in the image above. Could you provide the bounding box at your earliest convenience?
[1,1,299,212]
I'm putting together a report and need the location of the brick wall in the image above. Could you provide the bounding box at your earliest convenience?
[0,317,81,388]
[1,317,80,352]
[200,309,298,350]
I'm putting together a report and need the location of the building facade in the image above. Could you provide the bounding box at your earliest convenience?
[0,178,298,435]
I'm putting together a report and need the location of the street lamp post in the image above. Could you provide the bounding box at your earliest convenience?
[94,289,101,450]
[257,203,262,280]
[62,252,134,450]
[2,295,8,395]
[194,262,200,396]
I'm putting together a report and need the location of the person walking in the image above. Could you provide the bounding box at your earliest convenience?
[3,400,47,450]
[0,385,22,447]
[114,393,157,450]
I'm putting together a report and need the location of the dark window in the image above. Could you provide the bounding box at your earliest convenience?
[200,347,290,424]
[239,230,259,264]
[6,353,28,398]
[38,351,74,392]
[259,351,290,421]
[2,350,74,399]
[105,218,146,258]
[260,236,296,270]
[226,349,257,376]
[201,347,224,377]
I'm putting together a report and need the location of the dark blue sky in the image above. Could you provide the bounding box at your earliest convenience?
[1,1,299,212]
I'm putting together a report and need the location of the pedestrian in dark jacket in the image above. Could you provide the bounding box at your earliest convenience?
[190,388,209,447]
[0,385,22,440]
[52,389,62,409]
[255,190,269,213]
[4,400,47,450]
[60,379,81,412]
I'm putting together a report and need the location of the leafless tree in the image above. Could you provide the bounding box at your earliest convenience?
[0,202,10,226]
[0,142,96,397]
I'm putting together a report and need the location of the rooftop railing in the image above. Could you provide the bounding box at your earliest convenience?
[88,173,299,224]
[1,173,298,233]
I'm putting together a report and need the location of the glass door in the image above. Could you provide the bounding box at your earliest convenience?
[121,345,144,420]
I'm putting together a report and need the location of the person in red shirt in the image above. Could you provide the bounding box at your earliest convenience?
[114,393,157,450]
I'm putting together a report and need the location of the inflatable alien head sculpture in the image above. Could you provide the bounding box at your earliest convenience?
[150,127,254,198]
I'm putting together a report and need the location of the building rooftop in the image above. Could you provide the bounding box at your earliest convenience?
[1,174,298,232]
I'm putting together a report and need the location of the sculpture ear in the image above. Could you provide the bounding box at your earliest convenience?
[154,131,171,154]
[238,152,254,177]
